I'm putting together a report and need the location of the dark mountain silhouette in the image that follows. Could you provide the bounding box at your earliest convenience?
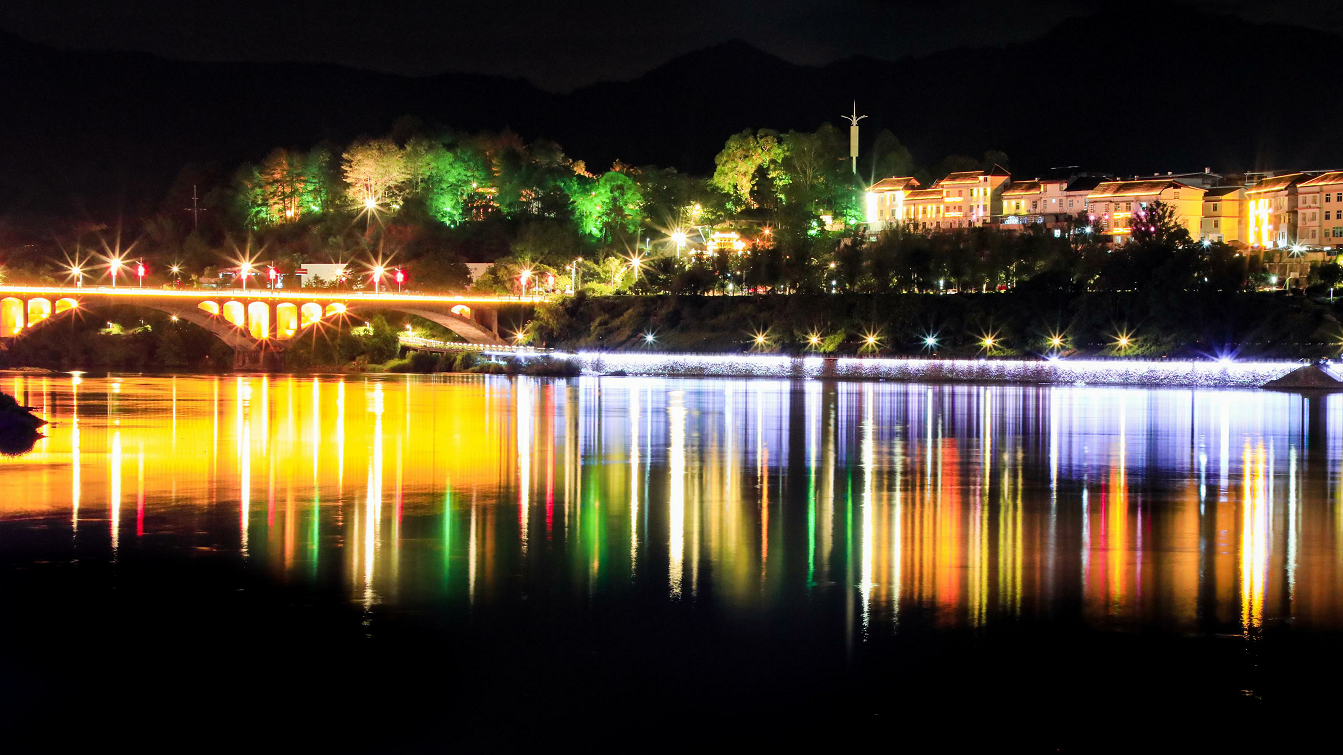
[0,4,1338,220]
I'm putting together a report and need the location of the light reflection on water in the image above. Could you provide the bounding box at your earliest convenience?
[4,372,1343,637]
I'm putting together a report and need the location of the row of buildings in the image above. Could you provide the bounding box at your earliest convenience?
[864,166,1343,253]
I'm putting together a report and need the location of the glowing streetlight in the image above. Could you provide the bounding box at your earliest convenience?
[644,332,656,344]
[70,264,84,288]
[671,230,687,256]
[108,256,124,288]
[364,196,377,210]
[240,262,253,292]
[1049,334,1063,350]
[519,267,533,298]
[924,335,938,349]
[807,332,821,349]
[372,266,385,294]
[267,265,278,291]
[982,336,996,349]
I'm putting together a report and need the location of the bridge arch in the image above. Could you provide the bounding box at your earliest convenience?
[247,302,269,340]
[1,298,23,335]
[222,301,245,328]
[198,301,220,316]
[27,298,52,327]
[10,296,261,351]
[276,303,298,339]
[300,303,323,329]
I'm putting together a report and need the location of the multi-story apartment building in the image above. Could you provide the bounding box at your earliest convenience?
[871,166,1011,232]
[1060,176,1108,219]
[863,176,920,231]
[1200,186,1243,244]
[1296,172,1343,249]
[1085,179,1206,242]
[1244,173,1306,248]
[1000,178,1070,231]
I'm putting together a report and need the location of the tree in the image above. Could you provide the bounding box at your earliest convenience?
[710,129,789,210]
[567,170,644,242]
[869,130,916,181]
[341,138,409,207]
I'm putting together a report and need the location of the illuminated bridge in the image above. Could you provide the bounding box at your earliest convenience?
[0,286,541,366]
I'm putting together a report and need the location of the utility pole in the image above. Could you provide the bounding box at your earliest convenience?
[185,185,206,230]
[842,102,867,175]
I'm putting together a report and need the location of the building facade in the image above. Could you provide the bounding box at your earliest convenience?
[1244,173,1306,249]
[863,176,920,231]
[999,178,1071,231]
[1086,180,1206,242]
[1296,171,1343,249]
[1200,186,1243,245]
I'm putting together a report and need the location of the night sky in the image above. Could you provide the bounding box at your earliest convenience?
[2,0,1338,92]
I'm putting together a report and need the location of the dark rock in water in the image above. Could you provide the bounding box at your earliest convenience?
[0,428,40,456]
[0,390,46,455]
[1262,364,1343,390]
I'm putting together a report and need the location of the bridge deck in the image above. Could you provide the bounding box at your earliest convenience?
[0,285,544,305]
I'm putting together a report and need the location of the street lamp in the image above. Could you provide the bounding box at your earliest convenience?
[372,266,384,294]
[671,230,687,257]
[72,265,84,288]
[240,262,253,292]
[519,268,533,298]
[267,265,278,291]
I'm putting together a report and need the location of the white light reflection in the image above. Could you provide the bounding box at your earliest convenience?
[629,381,640,576]
[669,390,686,599]
[517,378,531,555]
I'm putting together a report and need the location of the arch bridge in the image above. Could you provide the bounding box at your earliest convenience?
[0,286,538,367]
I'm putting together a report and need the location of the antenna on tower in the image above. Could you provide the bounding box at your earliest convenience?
[842,101,867,175]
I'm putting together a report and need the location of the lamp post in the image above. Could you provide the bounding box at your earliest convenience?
[240,263,252,293]
[395,268,405,293]
[519,268,532,298]
[110,261,119,288]
[373,266,384,294]
[73,266,83,288]
[267,264,278,292]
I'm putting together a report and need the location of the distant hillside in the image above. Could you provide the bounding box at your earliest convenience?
[1,5,1339,219]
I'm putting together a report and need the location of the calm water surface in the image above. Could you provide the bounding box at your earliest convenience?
[3,373,1342,746]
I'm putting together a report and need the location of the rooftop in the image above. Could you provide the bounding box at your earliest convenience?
[1300,171,1343,187]
[868,176,920,193]
[1002,181,1043,197]
[1088,179,1203,199]
[1245,173,1306,193]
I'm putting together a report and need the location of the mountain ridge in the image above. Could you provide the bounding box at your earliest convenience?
[1,6,1341,218]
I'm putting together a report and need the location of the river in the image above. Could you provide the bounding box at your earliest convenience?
[2,373,1340,747]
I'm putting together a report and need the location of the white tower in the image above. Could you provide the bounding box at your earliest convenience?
[842,101,867,175]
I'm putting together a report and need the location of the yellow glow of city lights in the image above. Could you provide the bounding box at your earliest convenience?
[364,197,377,210]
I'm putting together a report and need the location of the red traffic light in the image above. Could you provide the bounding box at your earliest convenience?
[268,267,278,281]
[136,263,146,278]
[395,269,405,284]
